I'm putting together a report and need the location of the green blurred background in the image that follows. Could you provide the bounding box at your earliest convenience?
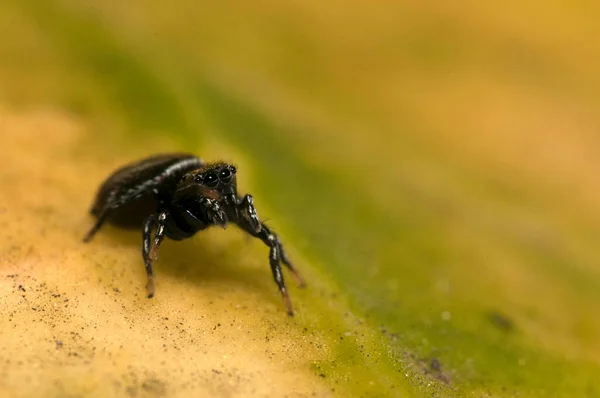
[2,0,600,396]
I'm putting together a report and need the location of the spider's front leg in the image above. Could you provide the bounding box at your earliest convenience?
[236,195,306,316]
[237,194,261,233]
[142,211,168,298]
[238,194,305,287]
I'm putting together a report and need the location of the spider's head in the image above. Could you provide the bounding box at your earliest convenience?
[180,162,238,204]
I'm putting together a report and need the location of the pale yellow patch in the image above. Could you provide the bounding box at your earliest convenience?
[0,106,331,398]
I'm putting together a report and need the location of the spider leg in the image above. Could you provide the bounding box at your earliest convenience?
[83,209,109,242]
[237,195,305,287]
[238,220,295,316]
[276,235,306,288]
[238,194,261,233]
[143,211,168,298]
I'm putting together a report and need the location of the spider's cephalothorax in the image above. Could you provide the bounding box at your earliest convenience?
[83,153,305,316]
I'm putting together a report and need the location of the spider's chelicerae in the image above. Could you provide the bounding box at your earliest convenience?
[83,153,305,315]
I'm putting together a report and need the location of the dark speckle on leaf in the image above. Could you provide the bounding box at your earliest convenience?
[141,378,166,395]
[421,357,451,384]
[486,310,516,332]
[430,358,441,372]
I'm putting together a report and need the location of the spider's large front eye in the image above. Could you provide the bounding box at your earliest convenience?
[204,172,218,187]
[219,168,231,181]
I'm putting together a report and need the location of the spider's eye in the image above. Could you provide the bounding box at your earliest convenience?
[204,172,218,187]
[194,174,203,183]
[219,168,231,180]
[230,166,237,174]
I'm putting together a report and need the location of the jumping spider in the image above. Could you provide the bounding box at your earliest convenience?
[83,153,305,315]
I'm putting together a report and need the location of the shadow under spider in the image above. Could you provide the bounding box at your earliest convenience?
[96,225,279,306]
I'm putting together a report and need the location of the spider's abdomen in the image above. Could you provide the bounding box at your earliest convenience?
[99,195,159,229]
[89,153,204,227]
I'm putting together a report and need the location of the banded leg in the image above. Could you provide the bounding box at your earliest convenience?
[142,211,168,298]
[238,194,261,233]
[238,194,305,287]
[238,220,295,316]
[276,235,306,288]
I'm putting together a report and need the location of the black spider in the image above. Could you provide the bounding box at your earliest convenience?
[83,153,305,316]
